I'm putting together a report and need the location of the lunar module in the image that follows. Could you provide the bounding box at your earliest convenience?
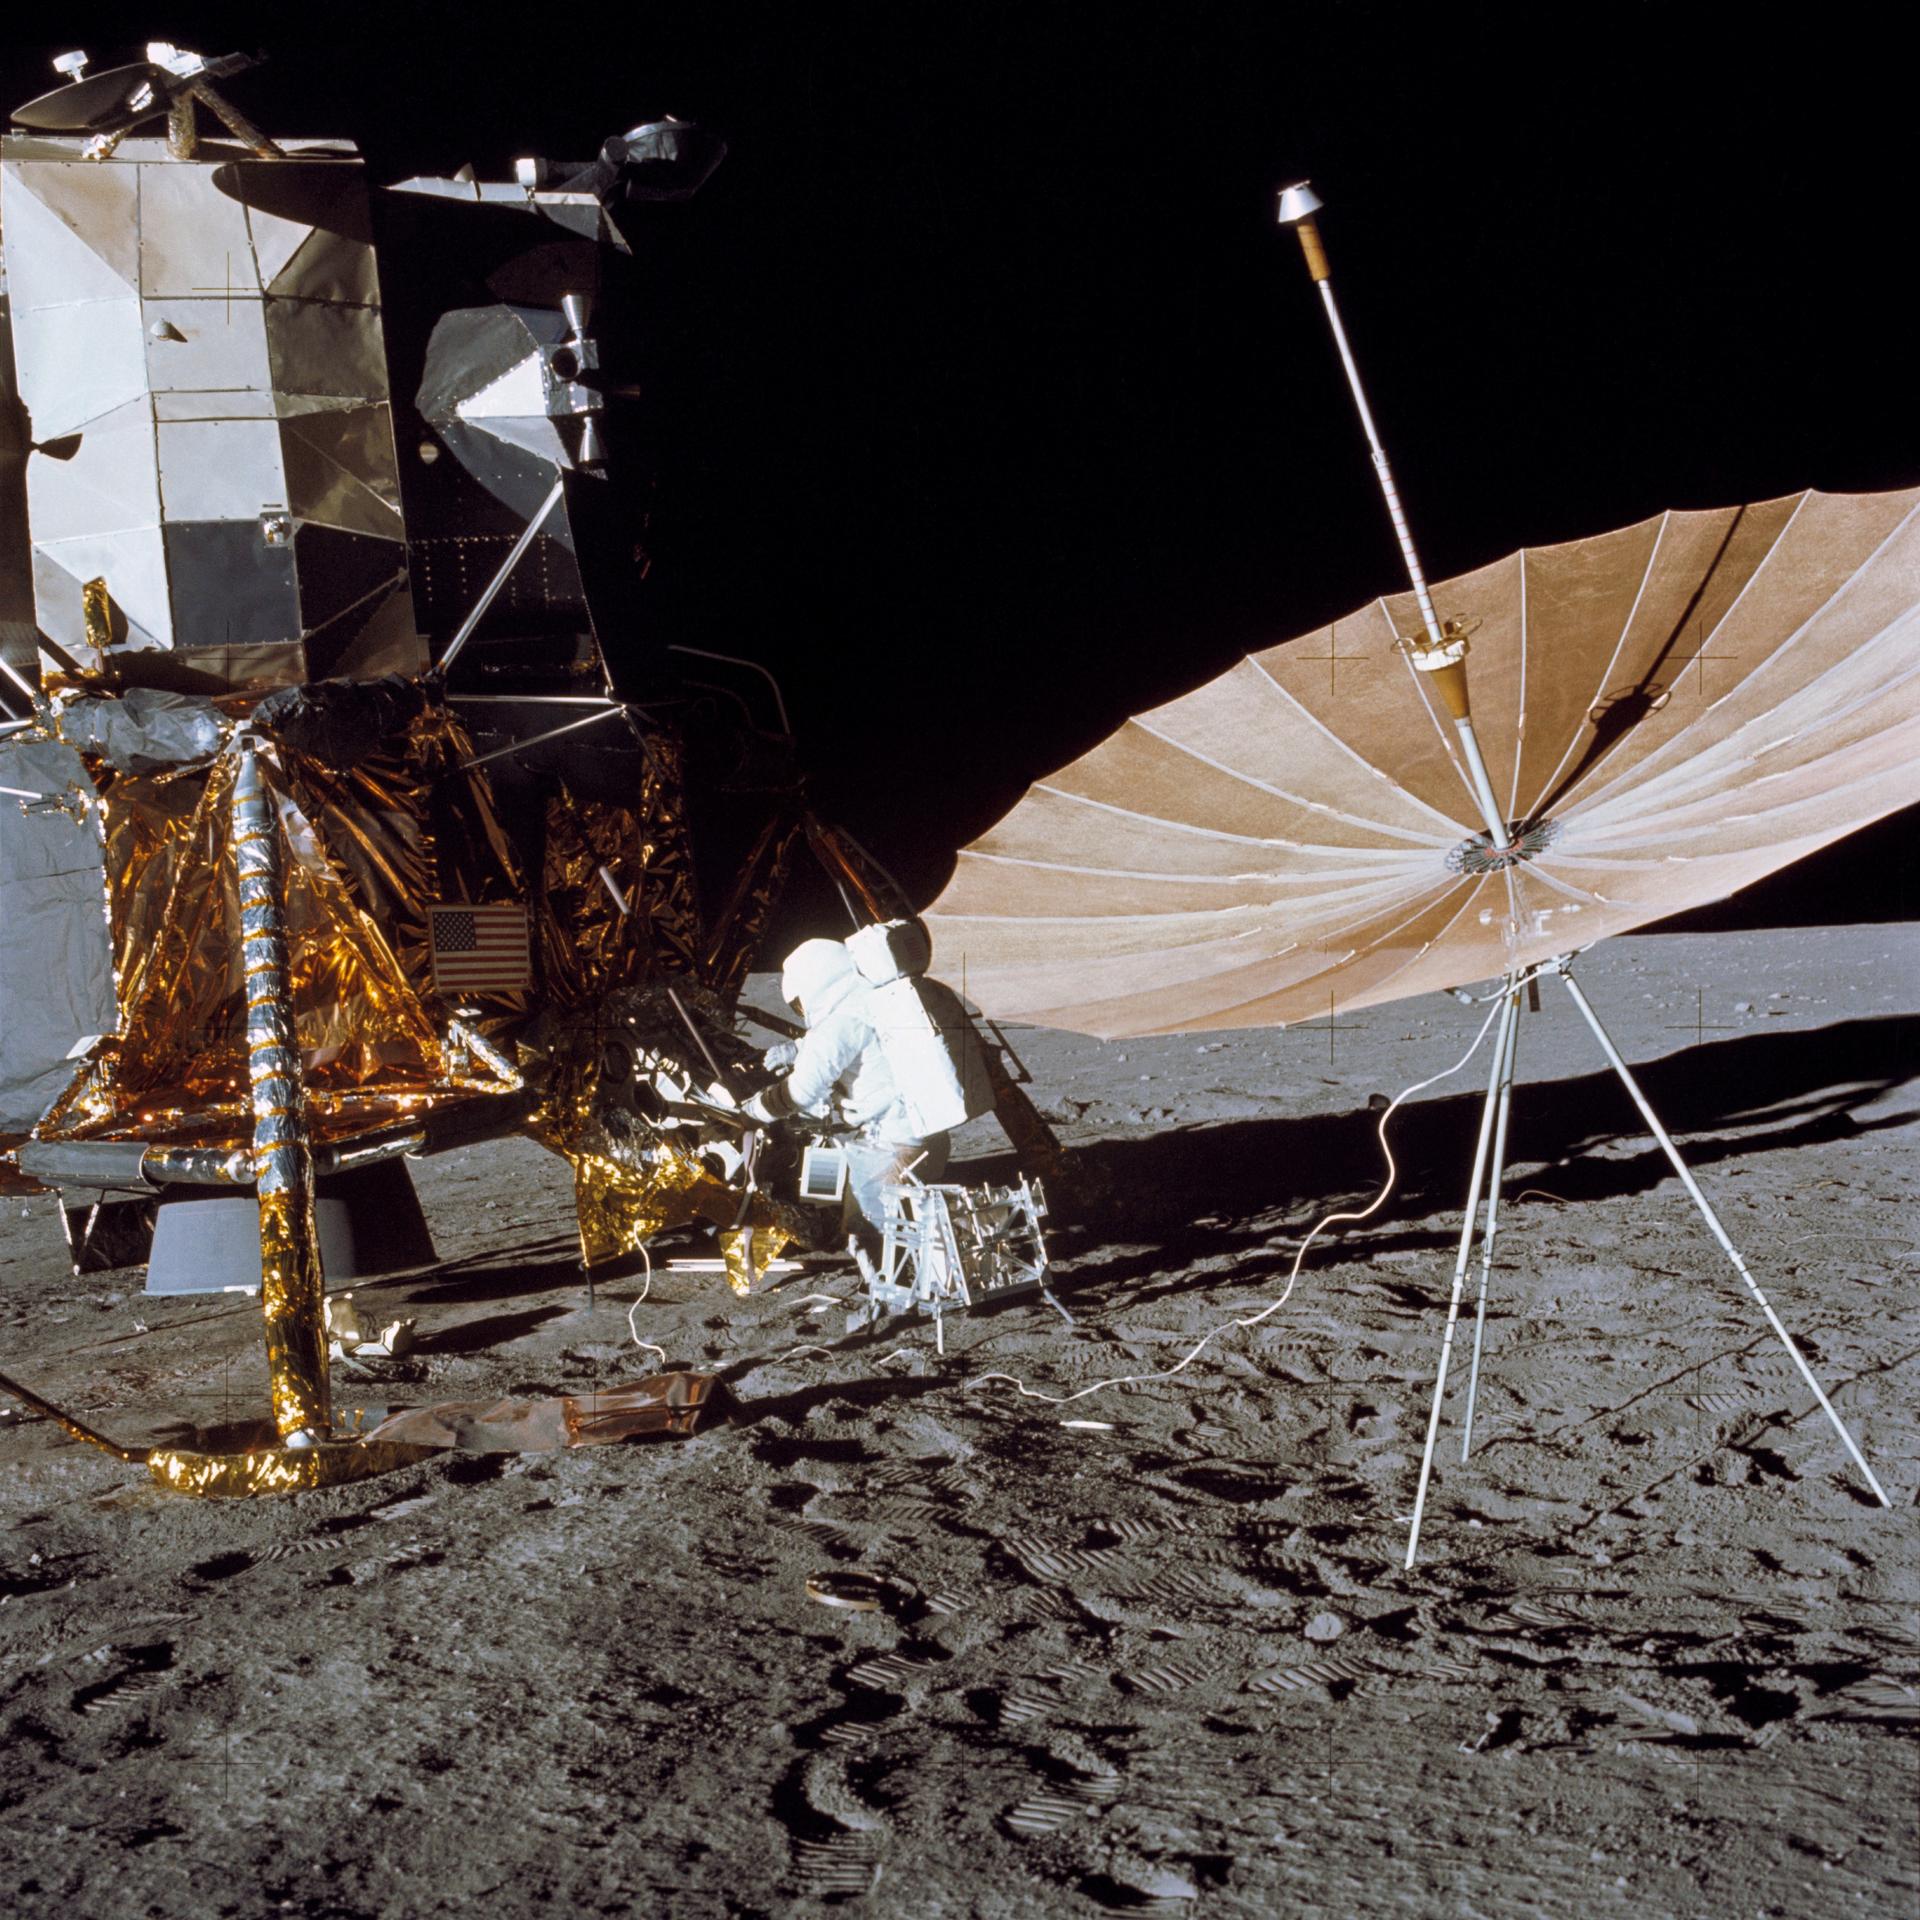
[0,45,1062,1478]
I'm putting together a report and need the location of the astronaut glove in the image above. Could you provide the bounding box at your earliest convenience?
[741,1090,780,1126]
[762,1040,798,1072]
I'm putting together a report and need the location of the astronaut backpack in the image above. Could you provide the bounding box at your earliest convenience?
[844,920,995,1137]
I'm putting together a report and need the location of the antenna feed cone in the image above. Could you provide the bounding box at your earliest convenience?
[1274,180,1323,225]
[1275,181,1331,280]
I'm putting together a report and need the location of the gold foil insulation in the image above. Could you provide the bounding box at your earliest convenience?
[1294,216,1331,283]
[253,1189,329,1438]
[1420,657,1472,720]
[0,1369,439,1496]
[537,739,700,1009]
[276,700,529,1026]
[563,1134,797,1277]
[0,1368,145,1463]
[362,1373,716,1451]
[235,747,331,1440]
[80,575,117,655]
[38,700,526,1151]
[1406,622,1476,720]
[521,753,805,1282]
[722,1222,793,1297]
[147,1440,444,1497]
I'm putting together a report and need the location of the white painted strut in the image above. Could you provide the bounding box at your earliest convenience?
[1405,985,1518,1568]
[1448,716,1510,858]
[1277,186,1511,850]
[1461,979,1522,1459]
[438,477,566,675]
[1311,277,1446,650]
[1314,273,1509,849]
[0,654,40,710]
[1555,966,1889,1508]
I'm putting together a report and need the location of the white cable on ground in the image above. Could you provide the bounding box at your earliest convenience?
[968,994,1511,1409]
[624,1244,668,1367]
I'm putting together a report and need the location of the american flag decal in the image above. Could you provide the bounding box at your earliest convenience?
[428,903,532,993]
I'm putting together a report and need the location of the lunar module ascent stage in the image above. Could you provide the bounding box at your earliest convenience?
[0,45,1063,1490]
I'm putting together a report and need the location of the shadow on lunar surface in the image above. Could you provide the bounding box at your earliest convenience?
[723,1374,951,1433]
[411,1304,575,1353]
[398,1246,584,1304]
[959,1015,1918,1297]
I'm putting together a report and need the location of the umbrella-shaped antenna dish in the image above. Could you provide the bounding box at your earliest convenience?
[926,486,1920,1039]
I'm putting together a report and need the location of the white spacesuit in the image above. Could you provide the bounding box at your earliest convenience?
[746,929,990,1247]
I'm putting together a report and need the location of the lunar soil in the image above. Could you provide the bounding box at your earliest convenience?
[1,926,1915,1918]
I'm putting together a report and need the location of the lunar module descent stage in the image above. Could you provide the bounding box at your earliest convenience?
[0,46,1063,1490]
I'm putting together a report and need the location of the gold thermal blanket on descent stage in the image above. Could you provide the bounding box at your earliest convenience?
[537,733,702,1006]
[927,487,1920,1038]
[36,700,525,1149]
[25,675,794,1282]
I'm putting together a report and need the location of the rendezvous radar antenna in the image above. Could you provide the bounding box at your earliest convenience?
[12,42,282,160]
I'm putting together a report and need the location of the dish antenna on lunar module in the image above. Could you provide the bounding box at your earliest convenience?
[0,44,1062,1495]
[928,181,1918,1564]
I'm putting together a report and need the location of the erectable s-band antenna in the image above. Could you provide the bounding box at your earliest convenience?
[1272,182,1890,1568]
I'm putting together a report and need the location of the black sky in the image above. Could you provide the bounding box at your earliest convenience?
[5,5,1914,925]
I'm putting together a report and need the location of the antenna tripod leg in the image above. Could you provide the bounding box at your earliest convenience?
[1405,984,1519,1569]
[1461,977,1523,1459]
[1555,964,1889,1508]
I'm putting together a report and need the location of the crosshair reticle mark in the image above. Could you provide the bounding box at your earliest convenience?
[1284,989,1367,1066]
[1666,987,1738,1048]
[1291,634,1373,697]
[190,251,247,323]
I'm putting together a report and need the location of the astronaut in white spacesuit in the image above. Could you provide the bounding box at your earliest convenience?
[744,934,966,1248]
